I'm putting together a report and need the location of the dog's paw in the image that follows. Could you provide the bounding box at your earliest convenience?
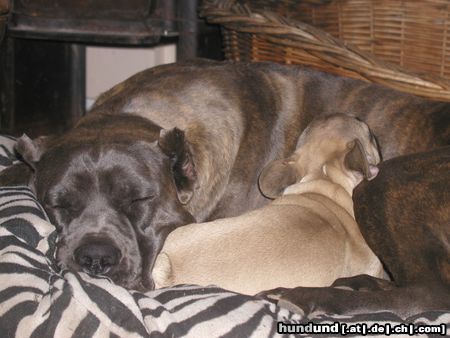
[277,298,306,316]
[255,287,289,303]
[256,287,308,316]
[259,286,348,317]
[331,274,394,291]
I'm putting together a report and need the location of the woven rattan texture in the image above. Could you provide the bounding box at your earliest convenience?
[203,0,450,101]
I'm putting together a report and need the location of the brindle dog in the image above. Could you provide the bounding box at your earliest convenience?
[0,60,448,290]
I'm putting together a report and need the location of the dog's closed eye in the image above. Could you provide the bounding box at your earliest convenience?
[130,196,155,205]
[117,193,156,212]
[49,204,70,209]
[46,202,81,215]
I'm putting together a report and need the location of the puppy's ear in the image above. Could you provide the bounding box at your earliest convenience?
[344,139,378,180]
[15,134,52,170]
[158,128,196,204]
[258,158,298,199]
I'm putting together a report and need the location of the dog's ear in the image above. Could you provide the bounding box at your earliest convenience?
[258,158,298,199]
[158,128,196,204]
[0,162,34,186]
[15,134,52,170]
[344,139,379,180]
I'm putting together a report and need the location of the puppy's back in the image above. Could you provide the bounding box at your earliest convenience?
[153,194,383,295]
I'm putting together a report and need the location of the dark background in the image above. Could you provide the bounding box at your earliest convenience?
[0,0,223,137]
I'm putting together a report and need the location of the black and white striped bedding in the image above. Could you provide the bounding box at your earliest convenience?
[0,135,448,337]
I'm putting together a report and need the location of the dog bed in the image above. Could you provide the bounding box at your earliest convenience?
[0,135,448,337]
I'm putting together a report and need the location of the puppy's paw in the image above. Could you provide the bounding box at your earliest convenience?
[152,252,173,288]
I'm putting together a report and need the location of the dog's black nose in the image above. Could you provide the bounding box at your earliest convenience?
[74,241,121,275]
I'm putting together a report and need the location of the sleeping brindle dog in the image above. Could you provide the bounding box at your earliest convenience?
[0,60,448,290]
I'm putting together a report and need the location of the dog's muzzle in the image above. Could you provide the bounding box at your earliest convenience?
[74,239,122,275]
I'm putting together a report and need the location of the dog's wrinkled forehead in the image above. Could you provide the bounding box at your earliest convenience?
[34,140,168,203]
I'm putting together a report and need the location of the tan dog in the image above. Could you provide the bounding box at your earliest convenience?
[152,114,385,295]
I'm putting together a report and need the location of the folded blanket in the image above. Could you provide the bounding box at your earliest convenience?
[0,135,447,338]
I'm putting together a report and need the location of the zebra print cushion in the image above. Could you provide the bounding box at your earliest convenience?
[0,135,448,337]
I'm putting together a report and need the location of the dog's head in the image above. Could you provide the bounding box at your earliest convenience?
[15,114,196,290]
[259,113,380,199]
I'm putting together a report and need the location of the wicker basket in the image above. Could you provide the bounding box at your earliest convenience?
[202,0,450,101]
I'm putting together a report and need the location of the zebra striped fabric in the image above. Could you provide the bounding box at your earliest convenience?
[0,185,303,337]
[0,135,448,337]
